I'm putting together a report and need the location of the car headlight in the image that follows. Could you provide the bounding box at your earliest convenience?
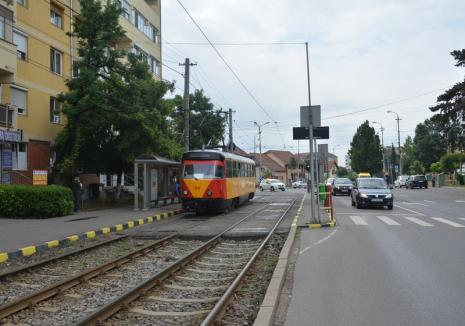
[360,193,368,198]
[335,186,339,189]
[385,194,392,199]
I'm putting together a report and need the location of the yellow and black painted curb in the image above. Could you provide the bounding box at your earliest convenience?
[0,208,184,264]
[307,221,337,229]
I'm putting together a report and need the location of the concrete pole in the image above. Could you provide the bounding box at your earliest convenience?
[228,108,233,152]
[180,58,197,152]
[306,42,317,223]
[134,162,138,210]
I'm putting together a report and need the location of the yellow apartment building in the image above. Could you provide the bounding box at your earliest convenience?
[0,0,161,184]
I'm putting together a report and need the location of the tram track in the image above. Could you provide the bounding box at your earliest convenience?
[79,199,296,326]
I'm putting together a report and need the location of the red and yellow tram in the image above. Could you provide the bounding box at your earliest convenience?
[181,150,256,213]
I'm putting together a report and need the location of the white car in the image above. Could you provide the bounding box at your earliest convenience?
[259,179,286,191]
[326,178,335,187]
[292,180,308,189]
[394,175,409,188]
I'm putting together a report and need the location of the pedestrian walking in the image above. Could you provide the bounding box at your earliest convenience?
[72,175,83,212]
[432,175,436,187]
[175,178,181,200]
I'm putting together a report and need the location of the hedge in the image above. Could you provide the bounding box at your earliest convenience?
[0,185,74,218]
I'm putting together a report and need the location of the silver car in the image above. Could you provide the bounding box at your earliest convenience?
[394,175,409,188]
[292,180,308,188]
[259,179,286,191]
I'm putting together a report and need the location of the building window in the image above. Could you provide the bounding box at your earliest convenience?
[49,97,62,124]
[16,0,26,6]
[72,60,80,78]
[133,9,156,43]
[151,58,160,75]
[13,143,27,171]
[118,0,130,20]
[10,87,27,115]
[0,17,4,40]
[50,48,62,75]
[50,9,62,28]
[13,31,27,60]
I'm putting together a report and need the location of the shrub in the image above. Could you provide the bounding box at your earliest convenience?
[458,174,465,185]
[0,185,74,218]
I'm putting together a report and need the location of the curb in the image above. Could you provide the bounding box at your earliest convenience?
[0,208,184,264]
[307,221,337,228]
[253,194,306,326]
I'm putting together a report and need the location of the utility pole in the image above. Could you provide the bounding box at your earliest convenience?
[372,121,385,174]
[179,58,196,152]
[254,121,270,180]
[228,108,234,152]
[387,110,402,175]
[305,42,317,223]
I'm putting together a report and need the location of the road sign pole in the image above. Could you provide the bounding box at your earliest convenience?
[314,138,321,223]
[305,42,317,223]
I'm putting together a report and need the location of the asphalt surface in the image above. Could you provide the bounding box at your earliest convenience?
[285,187,465,326]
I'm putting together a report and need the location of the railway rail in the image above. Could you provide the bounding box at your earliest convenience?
[79,199,295,325]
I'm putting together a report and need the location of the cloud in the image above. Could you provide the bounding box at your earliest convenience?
[161,0,465,162]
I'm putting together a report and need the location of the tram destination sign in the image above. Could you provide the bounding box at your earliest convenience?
[293,126,329,140]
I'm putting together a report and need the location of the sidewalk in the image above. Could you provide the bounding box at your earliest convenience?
[0,203,181,253]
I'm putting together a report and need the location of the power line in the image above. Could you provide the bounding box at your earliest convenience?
[163,42,305,46]
[175,0,286,148]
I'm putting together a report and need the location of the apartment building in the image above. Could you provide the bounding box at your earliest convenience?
[0,0,161,184]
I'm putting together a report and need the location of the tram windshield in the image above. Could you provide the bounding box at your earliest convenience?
[183,164,224,179]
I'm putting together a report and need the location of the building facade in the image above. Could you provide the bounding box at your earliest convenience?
[0,0,161,184]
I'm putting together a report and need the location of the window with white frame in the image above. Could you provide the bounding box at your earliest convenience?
[16,0,26,6]
[50,48,62,74]
[10,87,27,115]
[13,31,27,60]
[49,97,62,124]
[0,17,4,40]
[133,10,156,43]
[50,9,62,28]
[118,0,130,20]
[12,143,27,171]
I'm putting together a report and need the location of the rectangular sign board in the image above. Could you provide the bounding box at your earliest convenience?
[300,105,321,128]
[33,170,48,186]
[293,126,330,140]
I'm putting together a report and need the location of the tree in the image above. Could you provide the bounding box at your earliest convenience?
[430,48,465,150]
[440,152,465,174]
[170,90,226,150]
[401,136,415,174]
[336,167,348,177]
[409,160,424,175]
[348,121,383,175]
[288,156,298,169]
[54,0,181,196]
[413,119,447,172]
[430,162,442,174]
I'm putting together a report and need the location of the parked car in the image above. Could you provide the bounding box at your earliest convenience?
[325,178,335,187]
[292,180,308,189]
[331,178,353,195]
[406,175,428,189]
[259,179,286,191]
[394,175,409,188]
[351,178,394,210]
[358,172,371,178]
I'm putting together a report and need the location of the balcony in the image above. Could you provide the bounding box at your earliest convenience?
[0,104,16,129]
[0,39,16,83]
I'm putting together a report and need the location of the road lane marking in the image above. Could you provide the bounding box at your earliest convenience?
[455,200,465,203]
[377,216,401,225]
[404,216,433,227]
[349,216,368,225]
[394,204,426,216]
[424,200,435,203]
[460,218,465,221]
[431,218,465,228]
[300,228,338,255]
[400,202,429,207]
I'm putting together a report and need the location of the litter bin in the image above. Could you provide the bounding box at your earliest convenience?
[319,183,326,201]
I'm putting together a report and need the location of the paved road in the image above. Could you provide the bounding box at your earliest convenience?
[285,187,465,326]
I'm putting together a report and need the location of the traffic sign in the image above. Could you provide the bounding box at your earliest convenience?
[300,105,321,127]
[293,126,330,140]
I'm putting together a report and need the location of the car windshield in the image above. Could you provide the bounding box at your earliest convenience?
[414,176,426,181]
[270,179,281,183]
[334,178,352,184]
[358,179,388,189]
[183,164,224,179]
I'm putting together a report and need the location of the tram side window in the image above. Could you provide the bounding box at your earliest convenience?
[233,161,238,177]
[226,160,233,178]
[216,165,224,178]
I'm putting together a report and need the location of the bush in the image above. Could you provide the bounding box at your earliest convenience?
[458,174,465,185]
[0,185,74,218]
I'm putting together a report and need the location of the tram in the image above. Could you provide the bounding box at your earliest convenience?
[181,150,256,213]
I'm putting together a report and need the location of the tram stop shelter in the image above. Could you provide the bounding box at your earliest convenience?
[134,154,181,210]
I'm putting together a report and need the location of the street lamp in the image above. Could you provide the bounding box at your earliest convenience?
[372,121,385,174]
[254,121,270,179]
[387,110,402,175]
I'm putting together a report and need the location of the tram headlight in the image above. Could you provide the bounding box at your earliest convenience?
[183,190,188,195]
[207,190,213,196]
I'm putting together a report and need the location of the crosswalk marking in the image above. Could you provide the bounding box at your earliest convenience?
[460,218,465,221]
[431,218,465,228]
[377,216,401,226]
[349,216,368,225]
[403,216,433,227]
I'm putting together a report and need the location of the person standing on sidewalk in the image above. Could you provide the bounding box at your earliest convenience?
[72,175,83,212]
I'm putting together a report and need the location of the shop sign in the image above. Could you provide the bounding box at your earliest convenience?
[33,170,48,186]
[1,172,10,184]
[0,130,21,142]
[1,149,12,169]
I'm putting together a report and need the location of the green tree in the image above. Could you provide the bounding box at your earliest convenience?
[401,136,415,174]
[409,160,424,175]
[440,152,465,174]
[413,119,447,172]
[430,48,465,150]
[54,0,180,195]
[171,90,226,150]
[288,156,298,169]
[348,121,383,175]
[430,162,442,174]
[336,167,348,177]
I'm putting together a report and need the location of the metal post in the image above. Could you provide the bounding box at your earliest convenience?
[397,117,401,174]
[143,163,148,210]
[134,162,139,210]
[306,42,316,223]
[314,138,321,223]
[228,108,233,152]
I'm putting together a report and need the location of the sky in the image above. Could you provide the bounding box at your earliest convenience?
[161,0,465,165]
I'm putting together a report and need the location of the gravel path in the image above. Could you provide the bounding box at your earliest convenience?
[0,240,203,325]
